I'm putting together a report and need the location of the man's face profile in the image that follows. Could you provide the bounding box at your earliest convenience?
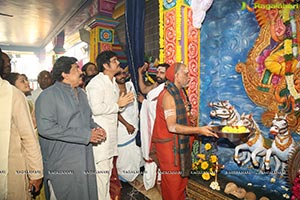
[156,66,166,84]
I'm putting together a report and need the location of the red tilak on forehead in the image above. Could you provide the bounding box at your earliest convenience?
[157,66,166,72]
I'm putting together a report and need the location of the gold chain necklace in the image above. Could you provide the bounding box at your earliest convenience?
[275,135,293,151]
[247,131,260,147]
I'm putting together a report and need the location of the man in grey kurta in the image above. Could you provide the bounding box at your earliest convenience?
[35,56,106,200]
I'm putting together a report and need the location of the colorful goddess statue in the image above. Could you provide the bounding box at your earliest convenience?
[236,0,300,134]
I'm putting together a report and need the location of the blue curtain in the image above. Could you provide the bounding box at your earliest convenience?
[125,0,145,91]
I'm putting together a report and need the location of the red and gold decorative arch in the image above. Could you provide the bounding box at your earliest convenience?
[159,0,201,118]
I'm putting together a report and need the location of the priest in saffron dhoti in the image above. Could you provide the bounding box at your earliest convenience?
[151,62,218,200]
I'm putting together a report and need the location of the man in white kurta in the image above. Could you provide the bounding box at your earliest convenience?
[86,51,134,200]
[0,77,43,200]
[138,63,169,190]
[115,69,142,182]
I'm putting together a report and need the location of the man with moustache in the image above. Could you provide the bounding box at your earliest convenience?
[86,51,134,200]
[115,67,142,182]
[137,63,169,190]
[151,62,218,199]
[35,56,106,200]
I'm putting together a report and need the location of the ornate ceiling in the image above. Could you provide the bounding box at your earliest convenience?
[0,0,123,52]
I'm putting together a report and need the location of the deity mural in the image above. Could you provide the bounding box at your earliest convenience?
[236,0,300,132]
[235,0,300,198]
[196,0,300,199]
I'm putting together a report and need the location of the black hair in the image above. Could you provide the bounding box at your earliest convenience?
[52,56,77,81]
[96,50,117,72]
[82,62,96,73]
[6,72,21,85]
[0,48,3,78]
[157,63,170,69]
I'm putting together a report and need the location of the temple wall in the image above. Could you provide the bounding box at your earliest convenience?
[115,0,159,59]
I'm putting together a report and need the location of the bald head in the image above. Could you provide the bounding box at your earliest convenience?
[166,62,190,88]
[175,63,189,88]
[38,70,53,90]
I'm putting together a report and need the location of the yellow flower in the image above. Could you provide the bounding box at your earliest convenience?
[202,172,211,181]
[210,155,218,163]
[210,168,216,176]
[282,8,290,22]
[204,143,212,151]
[192,163,197,170]
[197,153,205,160]
[197,160,202,165]
[201,161,209,170]
[264,49,286,76]
[284,39,292,55]
[193,142,222,181]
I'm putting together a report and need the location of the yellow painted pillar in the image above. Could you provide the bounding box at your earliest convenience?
[87,16,119,63]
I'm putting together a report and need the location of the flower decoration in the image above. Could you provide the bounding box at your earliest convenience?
[192,142,220,181]
[271,74,281,85]
[282,8,290,23]
[284,39,293,56]
[283,8,298,75]
[256,49,271,76]
[204,143,212,150]
[158,0,164,61]
[284,24,292,38]
[210,181,220,191]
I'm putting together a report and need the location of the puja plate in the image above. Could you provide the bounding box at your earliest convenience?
[210,125,251,145]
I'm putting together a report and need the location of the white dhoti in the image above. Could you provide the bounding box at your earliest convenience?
[117,139,142,182]
[140,83,165,190]
[116,81,142,182]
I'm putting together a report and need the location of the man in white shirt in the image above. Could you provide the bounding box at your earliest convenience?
[86,50,134,200]
[115,68,142,182]
[137,63,169,190]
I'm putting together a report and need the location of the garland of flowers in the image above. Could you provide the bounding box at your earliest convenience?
[283,8,293,74]
[159,0,165,62]
[286,75,300,99]
[290,10,298,59]
[283,8,300,107]
[184,7,189,64]
[175,0,182,62]
[282,8,299,62]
